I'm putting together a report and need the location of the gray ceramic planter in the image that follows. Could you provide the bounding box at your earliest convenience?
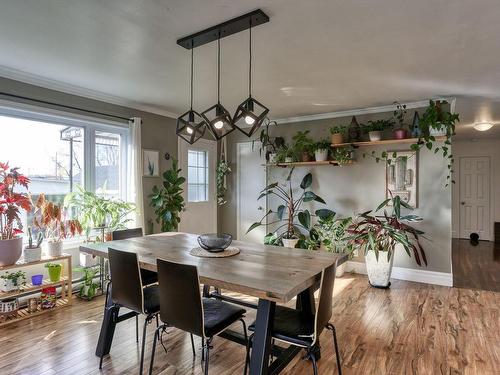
[0,237,23,266]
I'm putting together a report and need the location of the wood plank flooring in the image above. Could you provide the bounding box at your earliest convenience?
[0,273,498,375]
[452,238,500,292]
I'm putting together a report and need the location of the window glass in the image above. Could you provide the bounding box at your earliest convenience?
[95,131,121,199]
[187,149,208,202]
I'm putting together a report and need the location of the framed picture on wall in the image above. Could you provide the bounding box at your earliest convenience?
[385,150,418,208]
[143,149,160,177]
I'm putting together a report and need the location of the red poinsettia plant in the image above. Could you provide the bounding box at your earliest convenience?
[0,162,32,240]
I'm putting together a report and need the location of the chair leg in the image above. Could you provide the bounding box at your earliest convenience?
[204,338,212,375]
[309,352,318,375]
[190,333,196,357]
[155,314,159,328]
[244,333,253,375]
[327,324,342,375]
[149,325,164,375]
[99,353,104,370]
[140,316,155,375]
[136,315,139,343]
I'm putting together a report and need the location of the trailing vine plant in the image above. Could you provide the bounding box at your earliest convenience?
[216,160,231,205]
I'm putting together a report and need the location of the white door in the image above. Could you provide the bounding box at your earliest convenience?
[237,141,266,243]
[459,156,491,240]
[178,138,217,234]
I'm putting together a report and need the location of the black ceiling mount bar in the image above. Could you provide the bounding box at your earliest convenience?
[176,9,269,49]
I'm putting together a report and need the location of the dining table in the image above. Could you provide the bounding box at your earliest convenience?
[80,232,346,375]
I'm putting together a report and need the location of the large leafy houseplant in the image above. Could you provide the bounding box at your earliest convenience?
[252,120,285,161]
[292,130,315,161]
[149,159,185,232]
[247,168,333,245]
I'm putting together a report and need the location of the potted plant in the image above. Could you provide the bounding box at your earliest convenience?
[45,263,62,282]
[24,227,43,263]
[252,120,285,162]
[74,266,99,300]
[419,100,458,137]
[34,194,83,256]
[0,270,26,292]
[0,163,32,266]
[216,160,231,205]
[313,139,331,162]
[393,101,408,139]
[362,119,394,142]
[275,145,295,163]
[149,159,185,232]
[247,169,333,248]
[315,213,354,277]
[333,146,355,166]
[292,130,315,162]
[348,195,427,288]
[329,125,348,145]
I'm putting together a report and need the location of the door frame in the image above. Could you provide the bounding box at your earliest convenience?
[457,155,493,241]
[177,137,217,233]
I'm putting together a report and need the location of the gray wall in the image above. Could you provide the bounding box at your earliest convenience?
[220,109,452,274]
[0,77,177,233]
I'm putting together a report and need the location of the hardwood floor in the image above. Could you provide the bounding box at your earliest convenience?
[0,273,498,375]
[452,238,500,292]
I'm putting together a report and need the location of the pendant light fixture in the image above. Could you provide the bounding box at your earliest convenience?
[233,19,269,137]
[201,33,235,140]
[176,43,207,144]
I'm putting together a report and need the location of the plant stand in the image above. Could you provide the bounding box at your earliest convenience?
[0,254,72,327]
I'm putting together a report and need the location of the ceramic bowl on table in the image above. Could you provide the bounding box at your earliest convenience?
[197,234,232,253]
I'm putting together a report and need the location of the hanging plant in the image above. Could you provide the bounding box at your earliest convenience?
[216,160,231,205]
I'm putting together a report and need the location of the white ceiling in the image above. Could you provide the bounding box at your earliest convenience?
[1,0,500,139]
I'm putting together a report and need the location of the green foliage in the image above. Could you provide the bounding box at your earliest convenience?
[393,101,407,129]
[313,138,331,152]
[329,125,348,135]
[247,169,333,243]
[64,186,135,239]
[26,226,43,248]
[149,159,185,232]
[74,266,99,300]
[252,120,284,158]
[216,160,231,205]
[333,147,355,166]
[315,213,354,255]
[275,145,295,163]
[292,130,315,155]
[362,119,394,133]
[0,270,26,286]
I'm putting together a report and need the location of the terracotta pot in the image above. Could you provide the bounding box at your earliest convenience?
[301,152,313,162]
[0,237,23,266]
[393,129,408,139]
[314,149,329,162]
[282,238,299,248]
[331,133,343,145]
[368,131,382,142]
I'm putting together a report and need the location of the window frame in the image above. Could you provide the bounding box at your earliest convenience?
[187,148,209,203]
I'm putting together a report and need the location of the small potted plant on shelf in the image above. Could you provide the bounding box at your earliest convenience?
[275,145,294,163]
[362,119,394,142]
[252,120,285,162]
[45,263,62,282]
[34,194,82,257]
[333,146,355,166]
[329,125,348,145]
[313,139,331,162]
[74,266,99,300]
[0,163,32,266]
[347,194,427,288]
[292,130,315,162]
[247,169,333,249]
[420,100,459,137]
[393,101,408,139]
[0,270,26,292]
[24,227,43,263]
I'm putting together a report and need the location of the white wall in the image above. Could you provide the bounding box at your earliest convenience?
[452,139,500,239]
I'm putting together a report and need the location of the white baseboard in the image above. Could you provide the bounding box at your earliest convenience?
[345,261,453,287]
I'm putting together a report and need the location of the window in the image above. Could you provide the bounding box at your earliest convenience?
[187,149,208,202]
[0,106,129,240]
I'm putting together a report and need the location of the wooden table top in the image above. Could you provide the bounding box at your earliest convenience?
[80,232,346,303]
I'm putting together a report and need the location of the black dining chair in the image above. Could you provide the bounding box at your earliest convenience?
[245,262,342,375]
[103,248,161,374]
[149,259,249,375]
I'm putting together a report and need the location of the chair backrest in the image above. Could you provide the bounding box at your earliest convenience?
[313,260,338,345]
[108,248,144,314]
[156,259,205,338]
[111,228,143,241]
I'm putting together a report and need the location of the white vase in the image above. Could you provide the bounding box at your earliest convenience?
[365,250,394,288]
[80,253,99,267]
[282,238,299,248]
[268,153,277,163]
[47,241,63,257]
[314,149,329,162]
[336,262,346,277]
[24,246,42,263]
[0,237,23,266]
[368,131,382,142]
[430,125,446,136]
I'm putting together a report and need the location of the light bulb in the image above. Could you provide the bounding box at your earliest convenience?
[186,126,193,134]
[214,120,224,129]
[474,122,493,131]
[245,115,255,125]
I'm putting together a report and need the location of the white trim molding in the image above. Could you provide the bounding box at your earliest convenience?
[345,261,453,287]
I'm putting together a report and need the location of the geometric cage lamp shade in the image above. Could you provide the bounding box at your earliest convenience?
[232,96,269,137]
[201,102,235,140]
[176,109,207,144]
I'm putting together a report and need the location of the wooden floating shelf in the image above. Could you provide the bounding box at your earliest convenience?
[264,160,354,167]
[0,298,69,327]
[331,136,447,148]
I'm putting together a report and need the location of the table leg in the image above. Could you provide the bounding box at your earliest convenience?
[296,287,321,360]
[249,299,276,375]
[95,283,119,357]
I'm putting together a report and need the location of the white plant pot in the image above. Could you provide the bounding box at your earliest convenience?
[365,250,394,288]
[0,277,22,292]
[268,153,277,163]
[282,238,299,248]
[24,246,42,263]
[430,125,446,136]
[80,253,99,267]
[368,131,382,142]
[284,157,293,163]
[314,149,329,162]
[47,241,63,257]
[336,262,346,277]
